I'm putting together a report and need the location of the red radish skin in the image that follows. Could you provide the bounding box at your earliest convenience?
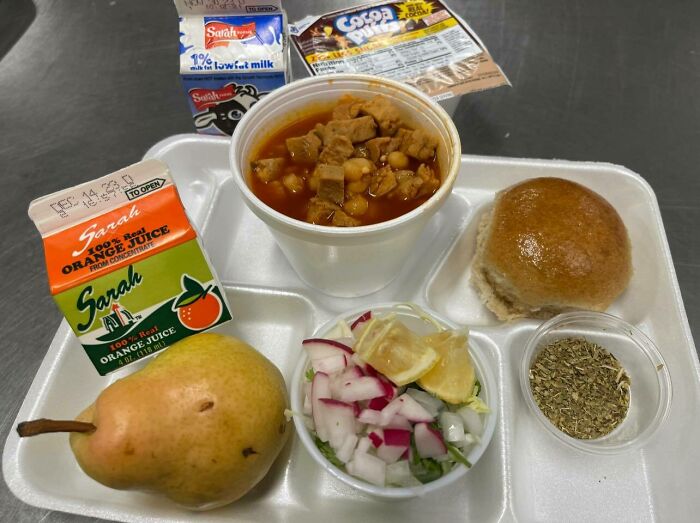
[383,429,411,447]
[368,431,383,448]
[303,338,354,354]
[378,378,396,399]
[350,311,372,330]
[368,397,389,411]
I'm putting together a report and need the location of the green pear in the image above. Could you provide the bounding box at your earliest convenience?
[18,333,290,510]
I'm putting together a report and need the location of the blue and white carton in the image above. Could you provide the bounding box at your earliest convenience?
[175,0,289,135]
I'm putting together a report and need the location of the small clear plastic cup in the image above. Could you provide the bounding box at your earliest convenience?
[291,303,498,499]
[520,311,672,454]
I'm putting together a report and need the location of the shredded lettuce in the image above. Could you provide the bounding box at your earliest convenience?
[314,436,345,470]
[445,442,472,468]
[305,368,315,382]
[464,394,490,414]
[409,433,444,484]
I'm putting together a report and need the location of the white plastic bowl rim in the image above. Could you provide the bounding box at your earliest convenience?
[290,302,499,499]
[520,310,673,455]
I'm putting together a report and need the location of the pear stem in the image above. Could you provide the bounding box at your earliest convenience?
[16,419,96,438]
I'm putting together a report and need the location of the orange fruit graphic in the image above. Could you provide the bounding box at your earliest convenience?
[178,291,222,331]
[174,275,223,331]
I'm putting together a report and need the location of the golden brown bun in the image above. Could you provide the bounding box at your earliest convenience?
[471,177,632,321]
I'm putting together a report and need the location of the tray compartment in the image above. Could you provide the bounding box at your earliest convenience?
[503,326,657,523]
[426,163,664,328]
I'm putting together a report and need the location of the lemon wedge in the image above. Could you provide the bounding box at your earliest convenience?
[418,331,476,404]
[354,317,439,386]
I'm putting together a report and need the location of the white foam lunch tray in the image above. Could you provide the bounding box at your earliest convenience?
[4,134,699,522]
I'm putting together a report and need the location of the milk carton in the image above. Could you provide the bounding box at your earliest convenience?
[175,0,289,135]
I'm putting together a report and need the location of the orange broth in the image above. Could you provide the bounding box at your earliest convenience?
[249,111,440,226]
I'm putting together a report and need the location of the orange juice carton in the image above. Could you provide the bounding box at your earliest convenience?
[28,159,232,375]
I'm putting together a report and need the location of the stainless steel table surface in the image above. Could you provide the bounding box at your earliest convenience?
[1,0,698,521]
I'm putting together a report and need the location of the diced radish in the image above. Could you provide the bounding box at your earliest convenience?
[368,397,389,411]
[405,388,443,417]
[350,311,372,331]
[378,376,397,400]
[330,366,365,397]
[379,396,403,425]
[400,448,409,460]
[384,414,413,431]
[357,409,383,426]
[383,429,411,447]
[311,372,331,441]
[376,443,406,464]
[439,411,465,443]
[352,402,361,417]
[386,460,421,487]
[357,436,372,454]
[318,398,356,450]
[337,376,386,402]
[347,452,386,487]
[303,338,354,358]
[336,433,358,464]
[313,353,347,374]
[395,394,435,422]
[457,405,484,437]
[368,431,383,448]
[414,422,447,458]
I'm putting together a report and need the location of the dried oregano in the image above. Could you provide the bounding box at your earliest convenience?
[529,337,630,439]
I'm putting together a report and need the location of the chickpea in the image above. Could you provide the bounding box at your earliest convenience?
[346,178,370,194]
[387,151,410,170]
[283,173,304,193]
[344,194,369,216]
[268,180,286,199]
[343,158,376,182]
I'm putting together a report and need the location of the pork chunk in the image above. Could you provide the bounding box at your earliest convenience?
[400,129,438,161]
[318,135,354,165]
[306,197,360,226]
[417,163,441,196]
[333,100,363,120]
[365,137,391,162]
[360,95,403,136]
[391,170,423,200]
[323,116,377,144]
[332,210,361,227]
[307,197,339,224]
[369,165,398,197]
[316,164,345,205]
[286,132,322,163]
[252,157,285,182]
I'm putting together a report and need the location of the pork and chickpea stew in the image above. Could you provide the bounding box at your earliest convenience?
[249,94,442,227]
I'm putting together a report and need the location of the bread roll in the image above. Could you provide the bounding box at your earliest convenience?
[471,177,632,321]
